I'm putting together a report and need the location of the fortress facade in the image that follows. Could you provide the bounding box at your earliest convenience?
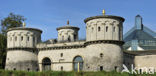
[5,13,125,72]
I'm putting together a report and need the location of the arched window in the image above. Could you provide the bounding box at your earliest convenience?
[92,27,94,32]
[68,36,71,42]
[21,36,23,41]
[106,26,108,32]
[74,34,77,41]
[62,36,64,40]
[10,37,12,41]
[33,36,35,43]
[98,27,101,32]
[42,57,51,71]
[73,56,83,71]
[27,37,29,41]
[113,27,115,32]
[15,36,17,41]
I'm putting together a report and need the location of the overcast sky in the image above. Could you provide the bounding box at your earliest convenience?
[0,0,156,41]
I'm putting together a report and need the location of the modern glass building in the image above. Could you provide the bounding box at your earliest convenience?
[123,15,156,51]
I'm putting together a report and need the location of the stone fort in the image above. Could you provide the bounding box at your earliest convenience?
[5,11,156,72]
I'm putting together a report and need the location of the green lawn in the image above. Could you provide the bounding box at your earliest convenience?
[0,69,155,76]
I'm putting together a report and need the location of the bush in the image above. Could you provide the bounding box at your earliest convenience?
[0,69,156,76]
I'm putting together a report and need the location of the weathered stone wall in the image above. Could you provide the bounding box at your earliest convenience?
[5,50,39,71]
[38,43,123,72]
[134,55,156,71]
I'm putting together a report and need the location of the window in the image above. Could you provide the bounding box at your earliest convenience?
[60,53,63,57]
[27,37,29,41]
[61,66,63,71]
[100,53,103,58]
[98,27,101,32]
[15,36,17,41]
[33,37,35,43]
[21,36,23,41]
[114,66,117,71]
[68,36,71,42]
[100,66,103,71]
[106,26,108,32]
[113,27,115,32]
[13,68,16,70]
[10,37,12,41]
[62,36,64,40]
[92,27,94,32]
[27,68,30,71]
[73,56,83,71]
[74,34,77,41]
[36,68,39,71]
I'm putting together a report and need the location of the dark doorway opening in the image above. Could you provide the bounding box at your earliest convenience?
[100,66,103,71]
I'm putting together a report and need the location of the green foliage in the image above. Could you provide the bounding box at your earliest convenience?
[0,13,26,35]
[0,70,156,76]
[0,34,6,69]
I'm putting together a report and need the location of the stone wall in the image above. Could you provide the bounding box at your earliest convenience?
[38,43,123,72]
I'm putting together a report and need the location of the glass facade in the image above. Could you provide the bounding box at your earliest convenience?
[123,15,156,51]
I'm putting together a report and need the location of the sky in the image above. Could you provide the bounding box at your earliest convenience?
[0,0,156,41]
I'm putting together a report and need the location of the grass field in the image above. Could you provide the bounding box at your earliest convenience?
[0,69,156,76]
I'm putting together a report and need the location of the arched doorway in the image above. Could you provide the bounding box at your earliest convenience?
[42,57,51,71]
[73,56,83,71]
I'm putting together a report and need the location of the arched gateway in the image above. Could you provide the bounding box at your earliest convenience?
[42,57,51,71]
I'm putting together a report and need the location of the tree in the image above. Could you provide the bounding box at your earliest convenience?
[1,13,26,35]
[0,13,26,69]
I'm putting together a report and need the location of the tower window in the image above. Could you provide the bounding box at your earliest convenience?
[10,37,12,41]
[68,36,71,42]
[98,27,101,32]
[27,37,29,41]
[106,26,108,32]
[61,66,63,71]
[21,36,23,41]
[92,27,94,32]
[33,37,35,42]
[74,34,77,41]
[60,53,63,57]
[100,53,103,58]
[62,36,64,40]
[15,36,17,41]
[113,27,115,32]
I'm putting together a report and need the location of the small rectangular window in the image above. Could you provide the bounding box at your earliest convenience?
[60,53,63,57]
[100,66,103,71]
[61,66,63,71]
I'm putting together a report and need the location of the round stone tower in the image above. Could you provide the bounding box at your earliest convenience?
[84,15,124,41]
[84,11,125,72]
[57,21,79,42]
[5,24,42,71]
